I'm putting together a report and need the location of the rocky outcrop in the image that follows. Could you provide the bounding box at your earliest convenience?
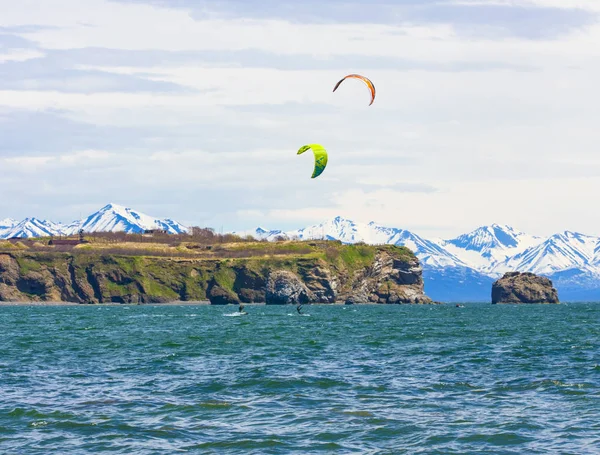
[344,251,433,304]
[0,243,433,305]
[298,264,338,303]
[266,270,315,305]
[264,249,432,305]
[492,272,559,304]
[232,265,266,303]
[207,279,240,305]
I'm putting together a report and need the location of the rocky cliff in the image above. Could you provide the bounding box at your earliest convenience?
[491,271,559,304]
[0,241,433,304]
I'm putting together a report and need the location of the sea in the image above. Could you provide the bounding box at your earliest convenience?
[0,302,599,454]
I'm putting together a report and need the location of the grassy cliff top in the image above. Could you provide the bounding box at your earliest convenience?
[0,237,416,270]
[0,236,423,304]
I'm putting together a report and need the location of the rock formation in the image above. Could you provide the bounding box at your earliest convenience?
[263,248,432,305]
[266,270,315,305]
[491,271,559,304]
[344,250,432,304]
[0,242,433,305]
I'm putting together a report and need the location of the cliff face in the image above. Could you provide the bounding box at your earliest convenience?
[343,249,431,304]
[0,242,432,304]
[491,271,559,304]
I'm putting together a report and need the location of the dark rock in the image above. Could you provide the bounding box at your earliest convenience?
[233,265,266,303]
[207,280,240,305]
[345,292,367,305]
[266,270,315,305]
[237,288,265,303]
[492,272,559,304]
[299,264,338,303]
[16,272,50,296]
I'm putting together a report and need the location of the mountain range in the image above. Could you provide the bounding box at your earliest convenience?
[0,203,188,239]
[3,205,600,301]
[240,217,600,302]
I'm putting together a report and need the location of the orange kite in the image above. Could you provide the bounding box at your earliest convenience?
[332,74,376,106]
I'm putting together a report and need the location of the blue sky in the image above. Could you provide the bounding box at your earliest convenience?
[1,0,600,237]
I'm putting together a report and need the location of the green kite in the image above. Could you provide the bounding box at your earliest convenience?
[297,144,328,179]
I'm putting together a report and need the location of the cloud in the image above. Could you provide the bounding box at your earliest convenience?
[0,49,44,63]
[15,47,535,72]
[113,0,598,39]
[406,3,597,39]
[1,0,600,237]
[0,58,196,93]
[0,109,156,156]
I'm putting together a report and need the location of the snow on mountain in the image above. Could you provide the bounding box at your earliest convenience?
[63,203,188,235]
[442,223,542,269]
[249,216,467,268]
[246,217,600,300]
[2,218,64,239]
[290,216,371,243]
[0,218,18,238]
[249,217,600,276]
[363,222,467,268]
[250,218,551,271]
[245,227,289,241]
[492,231,598,276]
[5,203,600,298]
[0,218,16,229]
[0,203,188,239]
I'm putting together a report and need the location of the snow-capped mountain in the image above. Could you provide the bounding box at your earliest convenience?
[248,227,288,242]
[247,216,600,301]
[62,203,188,235]
[2,218,64,239]
[245,216,468,268]
[358,221,467,268]
[492,231,598,276]
[0,203,188,239]
[292,216,369,243]
[0,218,16,229]
[0,218,18,238]
[441,224,541,269]
[5,205,600,300]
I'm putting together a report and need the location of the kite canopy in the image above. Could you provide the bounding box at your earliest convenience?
[297,144,328,179]
[333,74,376,106]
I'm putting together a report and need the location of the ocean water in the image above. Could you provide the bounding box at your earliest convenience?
[0,303,599,455]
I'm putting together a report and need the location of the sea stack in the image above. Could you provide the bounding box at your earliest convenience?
[491,271,559,304]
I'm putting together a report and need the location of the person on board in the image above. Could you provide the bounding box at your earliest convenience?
[297,304,303,314]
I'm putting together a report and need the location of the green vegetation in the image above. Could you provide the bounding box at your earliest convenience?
[0,238,418,304]
[15,257,43,274]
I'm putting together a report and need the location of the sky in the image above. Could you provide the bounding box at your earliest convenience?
[1,0,600,238]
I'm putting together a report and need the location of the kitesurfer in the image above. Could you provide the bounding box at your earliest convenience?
[297,304,303,314]
[239,304,247,314]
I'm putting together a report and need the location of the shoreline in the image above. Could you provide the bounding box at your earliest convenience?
[0,301,429,306]
[0,300,212,306]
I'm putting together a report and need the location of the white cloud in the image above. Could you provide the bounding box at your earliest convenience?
[3,156,54,167]
[0,49,45,63]
[1,150,115,168]
[1,0,600,236]
[525,0,600,11]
